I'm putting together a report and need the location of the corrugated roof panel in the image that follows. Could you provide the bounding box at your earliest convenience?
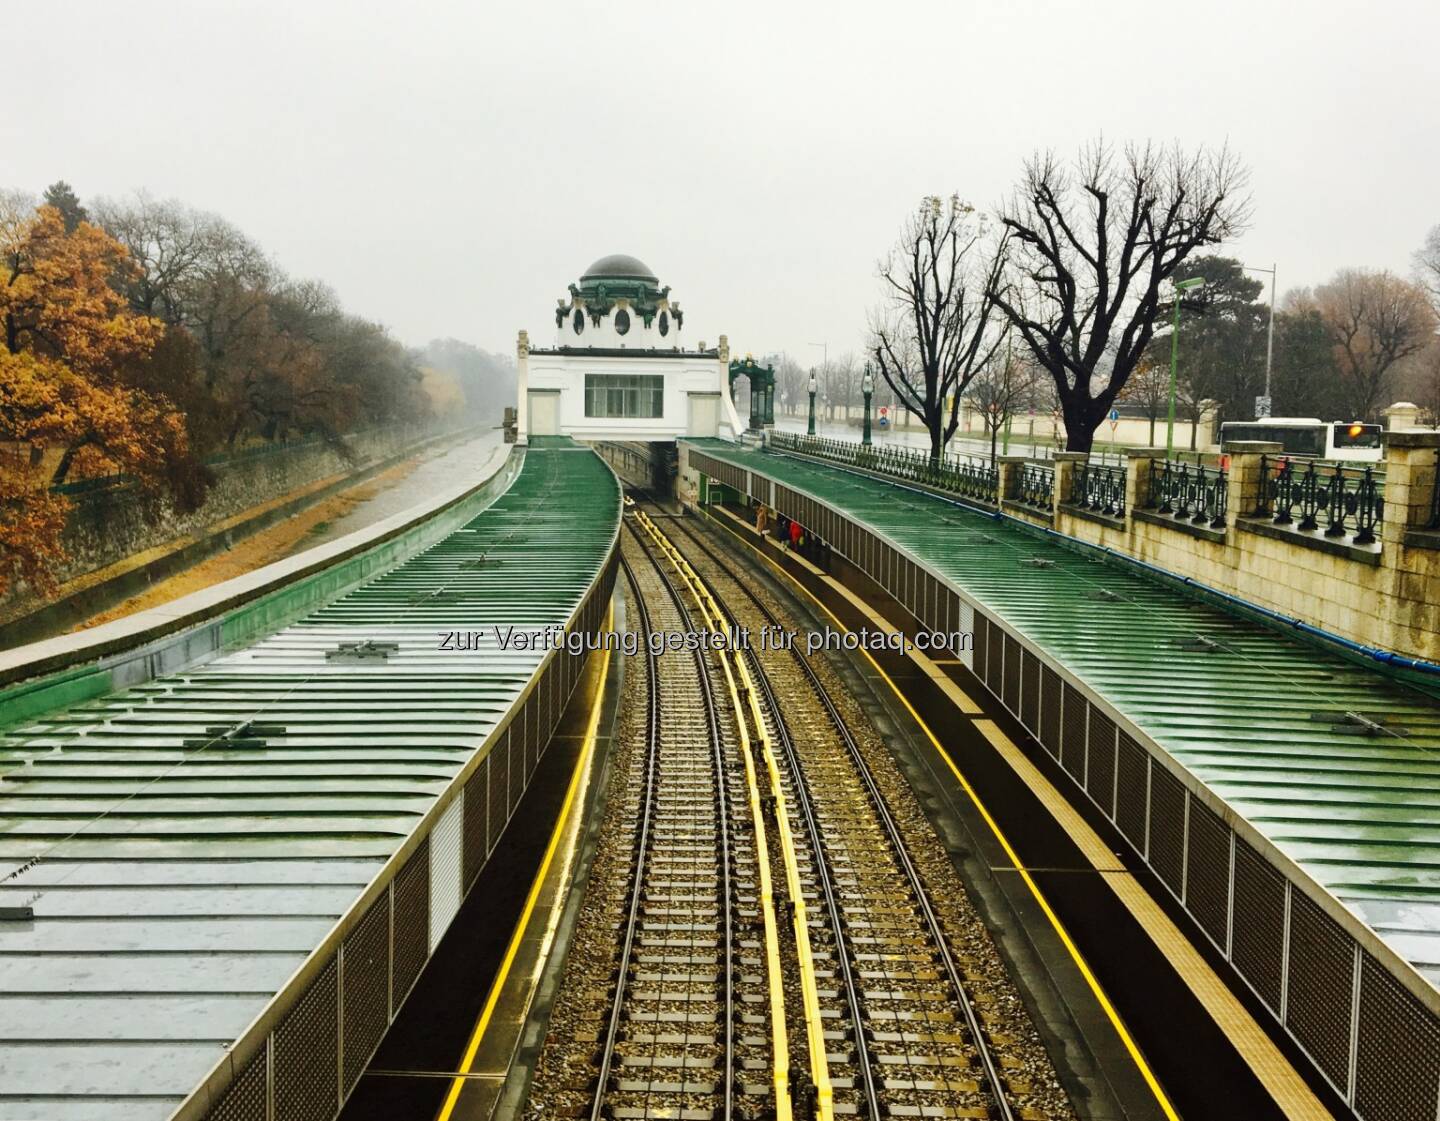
[691,442,1440,987]
[0,446,619,1119]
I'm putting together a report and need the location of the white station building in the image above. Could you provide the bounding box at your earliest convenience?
[516,254,744,443]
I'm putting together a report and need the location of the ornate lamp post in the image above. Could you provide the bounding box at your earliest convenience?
[807,370,818,437]
[862,363,875,447]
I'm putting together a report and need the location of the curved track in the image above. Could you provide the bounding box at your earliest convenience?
[657,506,1024,1120]
[527,500,1074,1121]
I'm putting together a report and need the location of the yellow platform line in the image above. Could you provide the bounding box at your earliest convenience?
[721,579,834,1121]
[637,513,794,1121]
[638,512,800,1121]
[640,512,834,1121]
[434,617,613,1121]
[705,502,1336,1121]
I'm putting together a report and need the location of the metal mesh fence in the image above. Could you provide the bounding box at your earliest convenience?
[342,895,391,1094]
[1020,650,1040,735]
[1185,800,1231,952]
[206,1040,268,1121]
[1039,667,1062,759]
[1114,733,1148,854]
[1286,890,1357,1091]
[1084,709,1116,817]
[273,959,338,1121]
[1060,682,1087,781]
[1231,839,1286,1013]
[1148,768,1186,899]
[1356,951,1440,1121]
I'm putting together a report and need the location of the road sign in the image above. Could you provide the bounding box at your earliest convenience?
[1108,407,1119,433]
[1255,395,1272,419]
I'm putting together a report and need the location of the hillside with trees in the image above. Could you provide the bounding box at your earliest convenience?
[1,183,432,596]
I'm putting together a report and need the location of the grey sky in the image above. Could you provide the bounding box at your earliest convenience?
[9,0,1437,367]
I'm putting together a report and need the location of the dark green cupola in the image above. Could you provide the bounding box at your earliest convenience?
[555,254,684,339]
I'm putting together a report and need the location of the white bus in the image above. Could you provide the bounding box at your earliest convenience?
[1219,418,1383,462]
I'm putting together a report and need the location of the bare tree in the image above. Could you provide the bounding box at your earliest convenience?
[1120,353,1168,446]
[823,352,861,422]
[988,141,1250,452]
[93,193,214,322]
[968,347,1041,465]
[1314,268,1436,420]
[1417,225,1440,308]
[871,195,1009,464]
[0,189,37,248]
[1397,340,1440,425]
[772,354,809,418]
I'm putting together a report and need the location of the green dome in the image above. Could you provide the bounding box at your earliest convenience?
[580,254,657,283]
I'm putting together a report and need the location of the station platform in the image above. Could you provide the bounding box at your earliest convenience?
[681,437,1440,1121]
[0,440,620,1121]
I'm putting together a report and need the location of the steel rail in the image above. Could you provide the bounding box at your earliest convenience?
[635,503,879,1118]
[588,542,736,1121]
[714,574,885,1116]
[633,510,818,1121]
[585,554,659,1121]
[665,509,1021,1121]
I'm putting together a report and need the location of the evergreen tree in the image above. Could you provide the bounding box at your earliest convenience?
[42,180,88,233]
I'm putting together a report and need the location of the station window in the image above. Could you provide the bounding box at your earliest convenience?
[584,374,664,418]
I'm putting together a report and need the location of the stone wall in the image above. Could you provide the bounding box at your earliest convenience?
[1037,434,1440,665]
[4,424,453,617]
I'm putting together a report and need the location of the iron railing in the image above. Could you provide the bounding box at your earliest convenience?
[1070,462,1127,517]
[1013,463,1055,512]
[1146,460,1228,529]
[1256,456,1383,546]
[770,430,999,506]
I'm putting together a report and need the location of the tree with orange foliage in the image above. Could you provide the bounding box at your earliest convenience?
[1,203,202,596]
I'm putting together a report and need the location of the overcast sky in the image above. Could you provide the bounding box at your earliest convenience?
[8,0,1437,366]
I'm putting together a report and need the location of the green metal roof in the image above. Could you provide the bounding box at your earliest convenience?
[580,254,657,283]
[690,442,1440,989]
[0,446,619,1120]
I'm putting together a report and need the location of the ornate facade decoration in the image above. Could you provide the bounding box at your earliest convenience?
[552,254,684,337]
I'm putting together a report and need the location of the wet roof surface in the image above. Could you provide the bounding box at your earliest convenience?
[693,442,1440,989]
[0,444,619,1121]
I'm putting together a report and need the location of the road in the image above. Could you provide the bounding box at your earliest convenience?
[280,430,504,554]
[773,416,1066,461]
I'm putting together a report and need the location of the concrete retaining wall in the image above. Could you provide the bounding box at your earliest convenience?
[1042,434,1440,666]
[2,424,456,623]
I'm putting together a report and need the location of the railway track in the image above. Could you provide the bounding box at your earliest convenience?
[586,535,747,1121]
[525,502,1074,1121]
[657,508,1052,1120]
[526,521,777,1120]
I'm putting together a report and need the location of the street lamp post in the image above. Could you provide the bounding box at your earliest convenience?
[1166,276,1207,457]
[807,371,818,437]
[1243,263,1278,417]
[808,341,828,420]
[862,363,874,446]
